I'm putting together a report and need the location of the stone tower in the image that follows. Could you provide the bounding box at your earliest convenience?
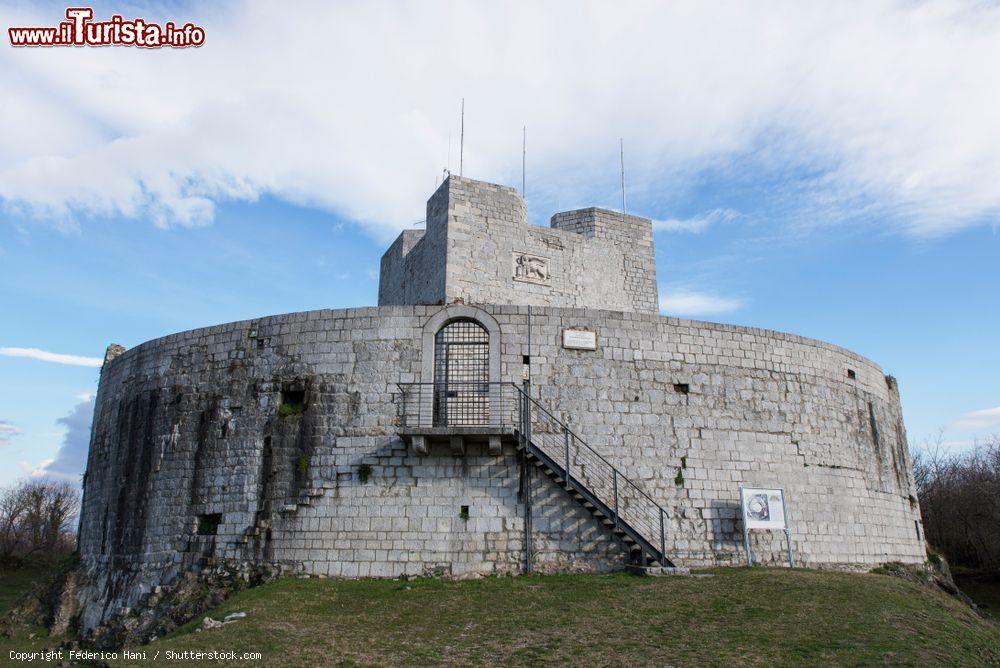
[379,176,658,313]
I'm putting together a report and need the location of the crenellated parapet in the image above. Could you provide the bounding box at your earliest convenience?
[379,176,658,313]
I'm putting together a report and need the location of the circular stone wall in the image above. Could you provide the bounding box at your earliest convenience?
[76,304,925,632]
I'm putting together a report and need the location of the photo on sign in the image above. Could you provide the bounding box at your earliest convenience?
[740,487,787,530]
[747,494,770,521]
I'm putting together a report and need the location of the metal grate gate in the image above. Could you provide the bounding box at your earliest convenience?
[433,319,490,426]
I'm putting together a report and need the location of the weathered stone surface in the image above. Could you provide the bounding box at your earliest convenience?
[379,177,658,313]
[75,175,925,638]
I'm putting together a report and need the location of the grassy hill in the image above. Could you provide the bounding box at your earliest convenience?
[4,566,999,666]
[0,563,53,659]
[120,568,997,667]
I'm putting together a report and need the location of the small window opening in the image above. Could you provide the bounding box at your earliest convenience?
[914,520,921,541]
[459,505,470,520]
[847,369,857,380]
[522,355,531,381]
[196,513,222,536]
[220,421,229,438]
[673,383,690,394]
[279,389,306,416]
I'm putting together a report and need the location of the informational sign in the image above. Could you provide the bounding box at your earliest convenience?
[739,486,793,567]
[562,329,598,350]
[740,488,787,530]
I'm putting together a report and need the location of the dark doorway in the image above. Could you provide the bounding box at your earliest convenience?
[433,319,489,426]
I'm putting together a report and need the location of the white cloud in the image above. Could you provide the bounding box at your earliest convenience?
[0,420,22,447]
[0,347,102,367]
[20,458,54,478]
[950,406,1000,431]
[653,208,740,234]
[38,397,93,482]
[2,2,1000,239]
[660,290,745,316]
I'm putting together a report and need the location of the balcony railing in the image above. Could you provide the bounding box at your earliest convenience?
[395,382,519,430]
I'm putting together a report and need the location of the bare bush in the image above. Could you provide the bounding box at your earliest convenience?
[913,435,1000,571]
[0,478,80,565]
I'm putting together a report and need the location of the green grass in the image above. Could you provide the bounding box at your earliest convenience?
[2,566,998,666]
[0,563,52,617]
[0,563,57,658]
[92,568,1000,667]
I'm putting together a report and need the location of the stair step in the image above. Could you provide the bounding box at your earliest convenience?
[520,421,674,572]
[280,504,297,513]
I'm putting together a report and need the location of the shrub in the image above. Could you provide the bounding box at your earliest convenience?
[0,478,80,564]
[913,435,1000,571]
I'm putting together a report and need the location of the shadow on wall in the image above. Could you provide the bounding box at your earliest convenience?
[710,499,741,560]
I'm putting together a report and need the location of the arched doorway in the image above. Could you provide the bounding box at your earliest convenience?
[433,319,490,426]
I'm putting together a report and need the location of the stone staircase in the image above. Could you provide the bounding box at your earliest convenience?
[228,383,676,571]
[228,483,330,554]
[278,486,326,515]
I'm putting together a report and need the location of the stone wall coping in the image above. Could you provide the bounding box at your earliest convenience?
[103,303,886,379]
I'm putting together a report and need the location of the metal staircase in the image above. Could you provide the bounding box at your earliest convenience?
[397,381,674,569]
[512,384,674,568]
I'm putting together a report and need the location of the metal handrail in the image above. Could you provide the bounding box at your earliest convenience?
[520,390,665,512]
[393,381,670,565]
[512,383,670,565]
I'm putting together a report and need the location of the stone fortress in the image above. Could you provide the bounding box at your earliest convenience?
[76,175,926,635]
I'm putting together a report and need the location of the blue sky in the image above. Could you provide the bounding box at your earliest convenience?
[1,1,999,488]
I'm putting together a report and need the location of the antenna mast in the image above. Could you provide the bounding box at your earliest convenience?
[620,138,627,215]
[459,98,465,177]
[522,125,526,195]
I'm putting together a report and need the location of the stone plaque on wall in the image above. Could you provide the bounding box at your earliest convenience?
[512,251,550,285]
[562,328,597,350]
